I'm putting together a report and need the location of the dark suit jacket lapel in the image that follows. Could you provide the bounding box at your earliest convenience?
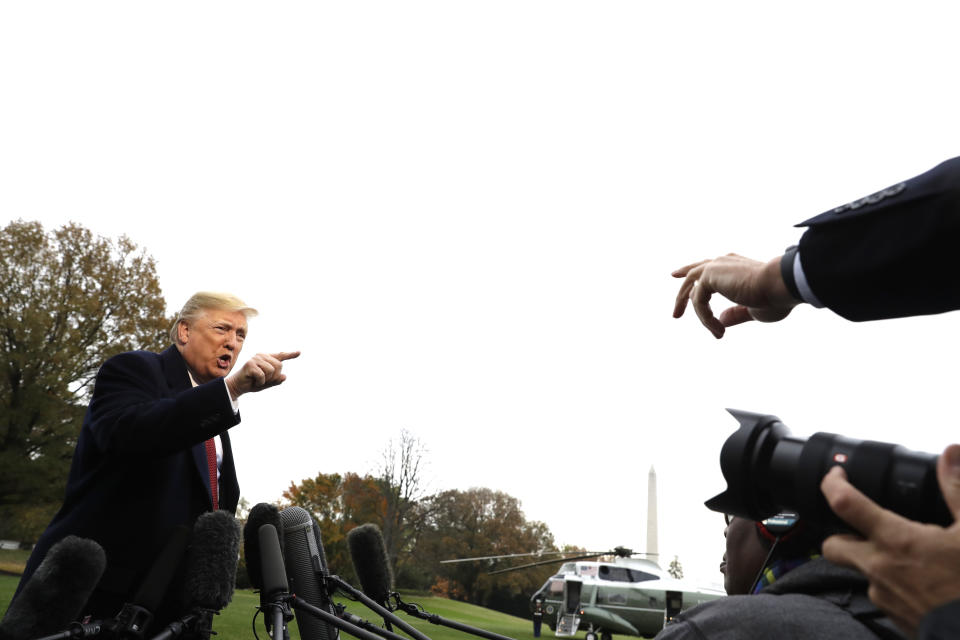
[160,345,192,392]
[160,346,220,511]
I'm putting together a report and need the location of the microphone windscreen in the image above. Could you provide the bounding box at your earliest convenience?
[0,536,106,640]
[347,524,393,605]
[258,524,289,597]
[280,506,338,640]
[183,510,241,611]
[133,524,192,613]
[244,502,283,590]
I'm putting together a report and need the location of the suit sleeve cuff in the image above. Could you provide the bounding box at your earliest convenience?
[782,245,825,309]
[780,245,803,302]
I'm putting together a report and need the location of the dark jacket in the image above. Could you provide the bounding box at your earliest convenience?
[655,558,904,640]
[794,156,960,322]
[16,346,241,620]
[919,600,960,640]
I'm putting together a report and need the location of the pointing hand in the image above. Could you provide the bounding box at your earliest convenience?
[226,351,300,399]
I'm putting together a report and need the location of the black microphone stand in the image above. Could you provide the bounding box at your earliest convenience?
[28,621,105,640]
[258,596,293,640]
[28,601,157,640]
[148,609,216,640]
[285,596,386,640]
[335,605,410,640]
[390,594,517,640]
[257,591,397,640]
[322,575,431,640]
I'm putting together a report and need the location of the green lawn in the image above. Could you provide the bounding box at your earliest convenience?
[0,549,30,575]
[1,573,19,621]
[2,573,591,640]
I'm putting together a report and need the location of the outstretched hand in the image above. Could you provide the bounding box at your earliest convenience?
[226,351,300,399]
[820,445,960,635]
[672,253,798,338]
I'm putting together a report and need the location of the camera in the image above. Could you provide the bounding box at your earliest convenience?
[705,409,951,531]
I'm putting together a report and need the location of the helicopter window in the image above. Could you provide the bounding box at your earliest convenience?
[548,579,564,595]
[598,565,632,582]
[628,570,658,583]
[558,563,577,574]
[600,591,628,605]
[579,584,597,605]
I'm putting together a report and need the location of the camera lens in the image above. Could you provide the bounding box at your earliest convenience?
[705,409,951,531]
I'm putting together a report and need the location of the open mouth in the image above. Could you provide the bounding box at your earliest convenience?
[217,354,232,369]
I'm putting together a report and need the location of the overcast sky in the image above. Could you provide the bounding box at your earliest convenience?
[3,2,959,586]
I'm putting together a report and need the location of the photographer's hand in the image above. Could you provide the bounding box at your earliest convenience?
[821,445,960,635]
[671,253,799,338]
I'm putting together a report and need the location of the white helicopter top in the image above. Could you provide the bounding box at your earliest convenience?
[547,555,723,598]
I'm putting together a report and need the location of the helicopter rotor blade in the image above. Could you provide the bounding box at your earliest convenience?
[440,550,574,564]
[486,551,619,575]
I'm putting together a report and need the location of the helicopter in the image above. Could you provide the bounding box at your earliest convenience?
[443,546,724,640]
[441,468,725,639]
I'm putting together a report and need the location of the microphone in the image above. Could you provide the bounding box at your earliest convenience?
[279,506,338,640]
[258,523,293,640]
[244,503,287,639]
[346,524,393,607]
[339,525,430,640]
[260,518,425,640]
[243,502,284,591]
[6,527,192,640]
[150,511,241,640]
[183,510,240,612]
[0,536,106,640]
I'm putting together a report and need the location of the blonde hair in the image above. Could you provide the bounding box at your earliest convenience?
[169,291,259,342]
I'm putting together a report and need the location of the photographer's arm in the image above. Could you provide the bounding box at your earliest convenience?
[820,445,960,637]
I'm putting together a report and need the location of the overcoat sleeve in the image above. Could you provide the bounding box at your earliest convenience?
[796,156,960,322]
[84,349,240,458]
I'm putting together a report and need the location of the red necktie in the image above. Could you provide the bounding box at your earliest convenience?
[205,438,219,511]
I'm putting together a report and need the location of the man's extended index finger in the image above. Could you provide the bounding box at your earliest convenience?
[273,351,301,361]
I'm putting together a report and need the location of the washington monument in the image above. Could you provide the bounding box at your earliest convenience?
[647,465,658,559]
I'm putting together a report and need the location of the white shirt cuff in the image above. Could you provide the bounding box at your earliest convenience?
[794,251,825,308]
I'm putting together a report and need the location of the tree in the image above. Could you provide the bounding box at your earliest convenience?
[377,429,429,585]
[0,220,171,540]
[281,429,429,587]
[668,555,684,580]
[283,471,385,583]
[414,487,557,614]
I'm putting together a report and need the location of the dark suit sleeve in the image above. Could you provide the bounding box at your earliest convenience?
[796,156,960,322]
[85,351,240,457]
[918,599,960,640]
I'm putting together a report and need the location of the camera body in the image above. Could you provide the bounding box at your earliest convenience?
[705,409,951,532]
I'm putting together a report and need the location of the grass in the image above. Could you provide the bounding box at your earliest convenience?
[0,548,30,575]
[226,591,563,640]
[0,574,17,617]
[2,571,589,640]
[0,549,647,640]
